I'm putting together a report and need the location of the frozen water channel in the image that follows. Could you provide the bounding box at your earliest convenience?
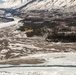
[0,18,20,28]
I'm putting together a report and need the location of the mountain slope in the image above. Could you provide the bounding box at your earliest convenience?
[17,0,76,11]
[0,0,26,8]
[0,0,76,12]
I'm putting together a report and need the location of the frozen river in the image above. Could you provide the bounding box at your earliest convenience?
[0,18,20,28]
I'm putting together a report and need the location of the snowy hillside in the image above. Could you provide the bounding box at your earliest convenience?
[0,0,26,8]
[0,1,76,75]
[0,0,76,11]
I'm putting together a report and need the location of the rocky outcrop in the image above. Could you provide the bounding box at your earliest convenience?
[46,25,76,42]
[0,17,14,22]
[18,11,76,42]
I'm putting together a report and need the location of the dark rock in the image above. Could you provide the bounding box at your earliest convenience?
[18,12,76,42]
[0,17,14,22]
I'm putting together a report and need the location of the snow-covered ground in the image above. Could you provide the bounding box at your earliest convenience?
[0,53,76,75]
[0,19,76,75]
[0,53,76,66]
[0,67,76,75]
[0,14,76,75]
